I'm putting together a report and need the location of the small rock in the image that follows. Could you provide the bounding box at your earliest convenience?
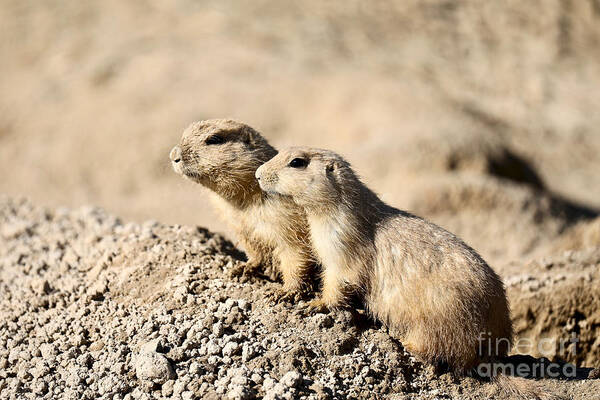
[207,339,221,355]
[189,361,200,376]
[39,343,57,359]
[140,339,160,353]
[181,391,194,400]
[207,356,221,367]
[89,340,105,352]
[228,385,251,400]
[173,376,190,395]
[213,322,224,338]
[225,298,237,309]
[167,347,185,362]
[264,383,287,400]
[280,370,302,388]
[70,334,86,347]
[32,380,48,395]
[31,279,51,295]
[250,373,263,385]
[263,377,275,391]
[161,380,175,397]
[237,299,250,311]
[87,279,108,300]
[174,286,188,302]
[135,352,176,383]
[7,348,20,363]
[312,314,334,329]
[241,344,253,362]
[222,342,239,357]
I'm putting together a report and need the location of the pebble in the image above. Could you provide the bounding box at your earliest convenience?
[134,352,176,383]
[280,370,302,388]
[213,322,225,338]
[206,339,221,356]
[222,341,240,357]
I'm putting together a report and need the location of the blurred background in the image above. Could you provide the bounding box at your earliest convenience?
[1,0,599,270]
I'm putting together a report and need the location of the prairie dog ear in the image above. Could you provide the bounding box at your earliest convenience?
[325,160,340,180]
[325,161,335,173]
[243,127,269,150]
[326,158,351,184]
[241,127,254,146]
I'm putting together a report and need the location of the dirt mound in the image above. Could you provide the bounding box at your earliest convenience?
[2,196,598,399]
[553,217,600,253]
[390,174,596,268]
[353,131,597,268]
[370,133,544,189]
[507,248,600,368]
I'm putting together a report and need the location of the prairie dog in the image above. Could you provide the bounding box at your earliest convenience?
[255,147,513,371]
[170,120,313,296]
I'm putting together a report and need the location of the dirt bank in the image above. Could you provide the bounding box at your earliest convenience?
[1,196,598,399]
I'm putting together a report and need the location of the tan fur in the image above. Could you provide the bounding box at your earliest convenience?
[255,147,514,372]
[170,120,313,295]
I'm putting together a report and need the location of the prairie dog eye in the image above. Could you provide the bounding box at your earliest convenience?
[205,135,225,145]
[288,158,308,169]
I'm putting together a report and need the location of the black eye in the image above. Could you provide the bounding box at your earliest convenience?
[205,135,225,145]
[288,158,307,168]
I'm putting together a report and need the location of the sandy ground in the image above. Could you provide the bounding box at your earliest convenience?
[1,1,600,399]
[1,196,599,399]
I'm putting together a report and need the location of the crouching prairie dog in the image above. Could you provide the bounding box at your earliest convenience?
[255,147,513,372]
[170,120,313,297]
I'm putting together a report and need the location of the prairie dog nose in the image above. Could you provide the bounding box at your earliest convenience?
[170,146,182,163]
[255,165,263,180]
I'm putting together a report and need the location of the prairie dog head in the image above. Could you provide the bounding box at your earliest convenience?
[170,119,276,202]
[255,147,354,211]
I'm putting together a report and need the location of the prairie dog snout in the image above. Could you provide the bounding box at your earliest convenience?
[170,146,182,163]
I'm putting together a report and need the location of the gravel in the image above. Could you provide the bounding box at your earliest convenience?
[0,195,598,399]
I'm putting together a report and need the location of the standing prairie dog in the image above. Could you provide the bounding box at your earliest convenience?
[170,120,313,297]
[255,147,513,372]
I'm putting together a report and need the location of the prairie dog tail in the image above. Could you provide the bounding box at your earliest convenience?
[493,375,562,400]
